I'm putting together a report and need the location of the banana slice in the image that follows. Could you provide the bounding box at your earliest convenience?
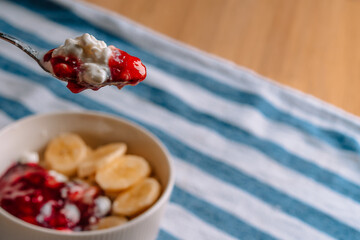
[94,216,128,230]
[112,178,161,217]
[44,133,88,176]
[95,155,151,192]
[77,143,127,178]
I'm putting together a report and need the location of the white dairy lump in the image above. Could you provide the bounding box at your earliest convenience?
[51,33,112,85]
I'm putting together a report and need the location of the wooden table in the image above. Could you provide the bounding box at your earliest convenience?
[84,0,360,116]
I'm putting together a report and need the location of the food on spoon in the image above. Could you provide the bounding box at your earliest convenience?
[0,133,161,232]
[42,33,147,93]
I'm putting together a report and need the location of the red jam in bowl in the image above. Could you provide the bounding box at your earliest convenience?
[0,163,103,231]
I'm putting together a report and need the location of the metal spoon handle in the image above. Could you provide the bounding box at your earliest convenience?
[0,32,51,73]
[0,32,41,63]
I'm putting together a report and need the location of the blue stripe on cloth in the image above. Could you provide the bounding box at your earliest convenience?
[0,95,33,119]
[2,17,360,205]
[171,186,275,240]
[127,84,360,203]
[9,0,360,153]
[157,230,179,240]
[0,56,358,239]
[0,19,56,50]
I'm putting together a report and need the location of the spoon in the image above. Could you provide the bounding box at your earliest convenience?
[0,32,50,74]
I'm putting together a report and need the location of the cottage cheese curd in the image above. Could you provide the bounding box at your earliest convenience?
[51,34,111,85]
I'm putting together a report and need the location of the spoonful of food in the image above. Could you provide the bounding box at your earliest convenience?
[0,32,147,93]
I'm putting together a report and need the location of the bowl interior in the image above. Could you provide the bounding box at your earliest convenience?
[0,112,172,230]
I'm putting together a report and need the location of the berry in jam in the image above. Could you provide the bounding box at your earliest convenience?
[0,163,105,231]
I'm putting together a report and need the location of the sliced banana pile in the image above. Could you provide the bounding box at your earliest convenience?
[43,133,162,230]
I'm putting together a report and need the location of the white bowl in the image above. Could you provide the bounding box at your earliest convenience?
[0,111,174,240]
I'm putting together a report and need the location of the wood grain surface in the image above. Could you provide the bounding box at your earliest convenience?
[83,0,360,116]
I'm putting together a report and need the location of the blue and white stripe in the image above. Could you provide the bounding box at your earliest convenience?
[1,0,360,239]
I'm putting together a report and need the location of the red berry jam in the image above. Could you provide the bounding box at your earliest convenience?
[108,46,147,87]
[0,163,103,231]
[43,46,146,94]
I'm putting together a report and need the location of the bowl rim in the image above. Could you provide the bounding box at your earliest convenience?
[0,110,175,236]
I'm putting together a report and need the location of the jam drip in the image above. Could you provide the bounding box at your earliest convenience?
[0,163,101,231]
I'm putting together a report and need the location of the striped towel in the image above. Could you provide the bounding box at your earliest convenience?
[1,0,360,239]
